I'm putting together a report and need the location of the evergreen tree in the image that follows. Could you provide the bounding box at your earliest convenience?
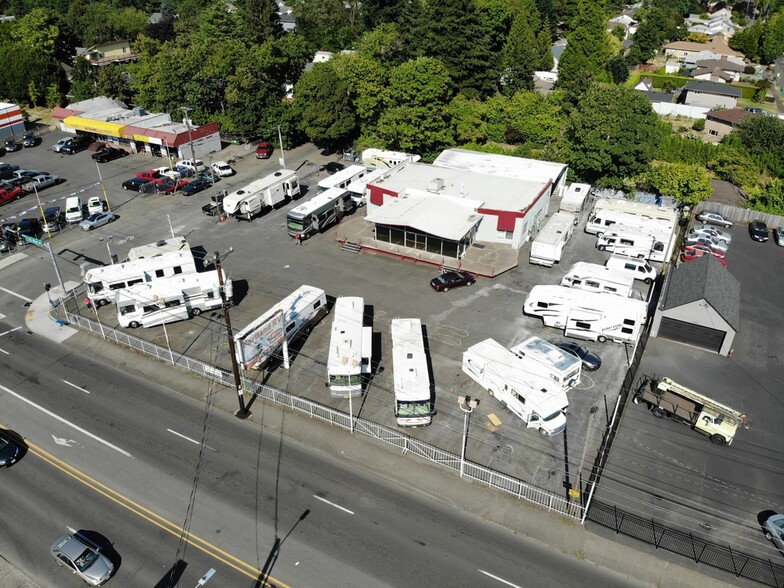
[240,0,282,46]
[556,0,612,99]
[729,21,763,62]
[761,12,784,64]
[361,0,406,29]
[69,57,98,102]
[536,19,554,71]
[500,11,538,94]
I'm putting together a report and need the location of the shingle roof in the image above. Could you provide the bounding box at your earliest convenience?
[705,108,751,125]
[637,90,674,103]
[662,255,740,330]
[695,57,745,72]
[684,80,742,97]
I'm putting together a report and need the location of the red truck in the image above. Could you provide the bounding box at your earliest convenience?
[0,185,23,205]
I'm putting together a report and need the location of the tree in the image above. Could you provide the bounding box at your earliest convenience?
[69,57,98,102]
[500,11,538,94]
[448,94,488,144]
[356,23,407,67]
[360,0,406,29]
[642,162,712,205]
[97,64,133,104]
[733,114,784,176]
[564,83,659,183]
[606,55,629,84]
[535,21,554,71]
[291,0,358,52]
[730,21,763,61]
[293,62,357,150]
[505,90,562,146]
[626,8,679,65]
[761,12,784,64]
[239,0,282,45]
[556,0,612,98]
[747,177,784,214]
[330,52,388,125]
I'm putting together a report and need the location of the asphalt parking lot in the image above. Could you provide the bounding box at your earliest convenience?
[596,219,784,560]
[1,135,660,502]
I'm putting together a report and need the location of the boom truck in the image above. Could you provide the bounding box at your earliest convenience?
[634,376,750,446]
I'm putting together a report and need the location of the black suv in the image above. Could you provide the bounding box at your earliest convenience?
[92,146,127,163]
[61,134,92,155]
[3,218,43,242]
[4,138,21,152]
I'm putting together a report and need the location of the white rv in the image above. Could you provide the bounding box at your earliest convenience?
[234,285,328,371]
[317,165,368,193]
[596,230,668,262]
[391,318,433,427]
[560,262,635,297]
[508,336,582,393]
[559,183,591,216]
[585,198,678,236]
[327,297,372,398]
[462,339,568,436]
[286,188,355,239]
[223,170,300,221]
[83,250,198,306]
[605,254,657,284]
[127,236,190,261]
[523,285,648,344]
[116,270,231,328]
[361,148,420,169]
[529,211,575,267]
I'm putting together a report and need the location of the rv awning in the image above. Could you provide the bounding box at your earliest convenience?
[63,116,125,137]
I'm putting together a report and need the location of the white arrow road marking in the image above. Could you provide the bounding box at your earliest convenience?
[0,287,32,302]
[167,429,215,451]
[0,383,132,458]
[0,313,6,319]
[62,380,90,394]
[0,327,21,337]
[478,570,523,588]
[52,435,78,447]
[313,495,354,515]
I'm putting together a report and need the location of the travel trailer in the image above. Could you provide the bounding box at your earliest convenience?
[223,170,299,221]
[317,165,368,193]
[560,262,635,297]
[327,297,372,398]
[529,211,575,267]
[127,236,190,261]
[391,318,433,427]
[559,183,591,216]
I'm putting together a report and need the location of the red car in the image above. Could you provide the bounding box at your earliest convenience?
[136,169,162,181]
[682,245,727,266]
[430,271,477,292]
[0,185,23,205]
[255,142,273,159]
[156,178,189,194]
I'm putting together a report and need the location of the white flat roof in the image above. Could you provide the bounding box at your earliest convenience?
[433,148,568,185]
[366,191,482,240]
[369,162,543,212]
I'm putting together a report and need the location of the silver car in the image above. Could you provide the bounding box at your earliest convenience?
[763,513,784,554]
[684,234,729,253]
[689,225,732,243]
[51,531,114,585]
[695,211,734,228]
[774,226,784,247]
[80,211,116,231]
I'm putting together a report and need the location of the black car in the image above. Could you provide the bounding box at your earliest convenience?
[552,341,602,371]
[0,163,19,179]
[0,429,23,468]
[92,146,127,163]
[4,138,21,152]
[325,162,345,174]
[22,132,38,147]
[122,177,152,191]
[430,271,477,292]
[16,218,43,239]
[181,176,211,196]
[61,134,92,155]
[749,220,769,242]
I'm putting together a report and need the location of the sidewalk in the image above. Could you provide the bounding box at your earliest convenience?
[20,282,744,588]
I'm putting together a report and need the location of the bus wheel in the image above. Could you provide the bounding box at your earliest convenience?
[129,321,140,328]
[710,434,727,445]
[652,407,667,418]
[192,308,202,316]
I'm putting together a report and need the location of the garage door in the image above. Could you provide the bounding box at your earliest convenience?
[657,317,725,353]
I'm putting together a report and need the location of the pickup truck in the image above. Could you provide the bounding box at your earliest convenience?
[22,174,61,193]
[202,191,226,216]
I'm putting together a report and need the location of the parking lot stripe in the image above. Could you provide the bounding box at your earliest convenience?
[0,287,32,302]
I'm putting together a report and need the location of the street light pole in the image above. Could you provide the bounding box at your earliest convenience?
[458,395,479,477]
[180,106,197,165]
[215,249,248,418]
[95,161,112,212]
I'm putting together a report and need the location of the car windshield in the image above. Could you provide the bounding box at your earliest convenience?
[87,214,101,221]
[434,276,447,284]
[773,519,784,531]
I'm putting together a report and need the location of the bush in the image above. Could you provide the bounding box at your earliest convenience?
[692,119,705,131]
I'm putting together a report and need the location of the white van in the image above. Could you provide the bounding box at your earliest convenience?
[65,196,83,223]
[175,159,206,172]
[605,253,657,284]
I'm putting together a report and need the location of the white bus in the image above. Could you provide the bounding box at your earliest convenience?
[560,262,635,297]
[286,187,355,239]
[83,250,198,306]
[317,164,368,193]
[328,297,372,398]
[116,270,231,328]
[523,285,648,344]
[391,318,433,427]
[234,285,328,371]
[529,211,575,267]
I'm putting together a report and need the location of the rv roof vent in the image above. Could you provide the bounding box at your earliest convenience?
[428,177,445,192]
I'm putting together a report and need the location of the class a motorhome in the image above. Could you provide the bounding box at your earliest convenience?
[83,250,198,306]
[529,211,576,267]
[560,262,635,297]
[116,269,231,328]
[462,339,568,436]
[605,254,658,285]
[596,230,668,262]
[523,285,648,344]
[559,183,591,216]
[508,336,582,393]
[234,285,328,371]
[327,296,372,399]
[286,187,355,239]
[223,170,300,221]
[391,318,433,427]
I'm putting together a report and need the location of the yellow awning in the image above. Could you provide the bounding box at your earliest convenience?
[63,116,125,138]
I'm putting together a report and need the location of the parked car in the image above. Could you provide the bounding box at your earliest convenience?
[774,226,784,246]
[0,429,23,468]
[80,211,116,231]
[695,211,734,228]
[50,531,114,586]
[87,196,105,215]
[682,245,728,266]
[42,206,64,233]
[0,184,23,205]
[139,177,167,194]
[122,177,151,191]
[211,160,235,177]
[552,341,601,371]
[136,169,162,181]
[689,225,732,243]
[3,218,43,241]
[156,178,189,194]
[21,132,38,147]
[21,174,60,193]
[749,220,769,242]
[763,513,784,555]
[13,169,43,181]
[175,158,206,172]
[324,161,345,174]
[430,271,476,292]
[153,166,181,180]
[4,138,21,152]
[61,134,93,154]
[0,163,19,179]
[181,176,211,196]
[255,142,273,159]
[92,147,127,163]
[0,238,14,253]
[174,165,195,178]
[684,234,729,254]
[52,138,71,153]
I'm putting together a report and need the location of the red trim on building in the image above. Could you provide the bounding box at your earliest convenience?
[52,107,84,120]
[477,179,553,232]
[368,184,399,206]
[170,122,220,147]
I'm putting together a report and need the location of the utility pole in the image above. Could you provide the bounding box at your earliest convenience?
[277,124,286,169]
[215,250,249,418]
[180,106,198,165]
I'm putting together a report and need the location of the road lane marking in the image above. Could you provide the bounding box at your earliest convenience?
[62,380,90,394]
[313,495,354,515]
[0,327,21,337]
[0,313,6,319]
[52,435,78,447]
[27,442,287,586]
[167,428,215,451]
[0,287,32,302]
[478,570,522,588]
[0,348,8,355]
[0,383,131,458]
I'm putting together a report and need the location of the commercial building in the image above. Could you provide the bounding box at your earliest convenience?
[0,102,25,140]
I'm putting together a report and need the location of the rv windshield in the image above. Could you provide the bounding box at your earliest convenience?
[87,281,103,294]
[287,217,305,232]
[396,401,433,416]
[543,411,563,422]
[329,374,361,387]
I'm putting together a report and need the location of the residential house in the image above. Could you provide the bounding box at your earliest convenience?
[685,8,739,38]
[76,40,138,66]
[664,36,744,68]
[703,108,751,143]
[608,14,638,40]
[682,80,742,109]
[690,56,745,83]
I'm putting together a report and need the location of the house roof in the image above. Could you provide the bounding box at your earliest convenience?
[662,255,740,330]
[637,90,675,103]
[695,57,745,72]
[705,108,751,125]
[690,67,734,82]
[684,80,741,97]
[664,36,744,58]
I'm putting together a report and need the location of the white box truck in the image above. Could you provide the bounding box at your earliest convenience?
[462,339,568,436]
[223,169,300,221]
[529,211,575,267]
